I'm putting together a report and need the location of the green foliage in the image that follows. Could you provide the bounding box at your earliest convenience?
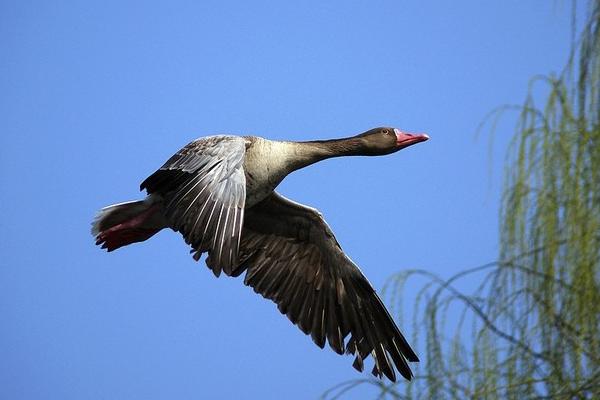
[324,2,600,398]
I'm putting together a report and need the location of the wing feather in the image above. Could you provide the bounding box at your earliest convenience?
[218,191,418,381]
[140,135,246,274]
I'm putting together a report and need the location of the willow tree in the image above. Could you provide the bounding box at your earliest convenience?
[324,2,600,399]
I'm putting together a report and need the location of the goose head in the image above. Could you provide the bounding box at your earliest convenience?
[356,127,429,155]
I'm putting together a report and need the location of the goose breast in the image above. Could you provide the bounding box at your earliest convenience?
[243,137,295,207]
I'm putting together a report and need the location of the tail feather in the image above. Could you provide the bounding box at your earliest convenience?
[92,196,167,251]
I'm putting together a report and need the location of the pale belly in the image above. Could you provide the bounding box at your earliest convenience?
[242,137,291,208]
[244,170,276,207]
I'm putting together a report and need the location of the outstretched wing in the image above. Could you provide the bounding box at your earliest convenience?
[212,192,419,381]
[141,135,246,276]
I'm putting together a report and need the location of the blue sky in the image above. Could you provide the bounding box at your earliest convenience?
[1,1,581,399]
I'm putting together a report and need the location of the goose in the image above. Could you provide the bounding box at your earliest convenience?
[92,127,428,381]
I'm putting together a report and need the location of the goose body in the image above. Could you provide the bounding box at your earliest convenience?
[92,127,428,381]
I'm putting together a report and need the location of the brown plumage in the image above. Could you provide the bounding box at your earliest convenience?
[92,127,429,381]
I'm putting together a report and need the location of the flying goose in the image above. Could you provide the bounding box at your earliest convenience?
[92,127,428,381]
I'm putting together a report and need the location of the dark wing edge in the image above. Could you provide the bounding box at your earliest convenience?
[211,192,419,381]
[141,135,246,275]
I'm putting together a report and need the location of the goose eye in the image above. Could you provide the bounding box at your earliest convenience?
[382,129,389,135]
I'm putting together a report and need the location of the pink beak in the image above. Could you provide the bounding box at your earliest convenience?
[394,128,429,149]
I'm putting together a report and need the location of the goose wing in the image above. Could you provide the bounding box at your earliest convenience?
[215,191,418,381]
[140,135,246,276]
